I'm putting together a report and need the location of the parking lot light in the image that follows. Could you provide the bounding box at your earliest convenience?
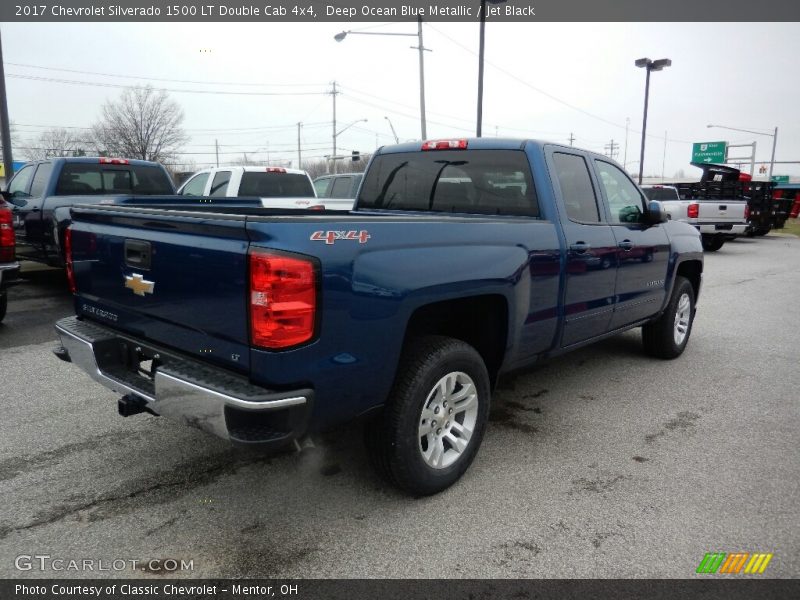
[635,57,671,184]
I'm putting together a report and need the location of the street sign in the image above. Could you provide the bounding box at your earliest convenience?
[692,141,727,164]
[771,175,790,184]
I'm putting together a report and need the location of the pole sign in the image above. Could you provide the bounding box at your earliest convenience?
[692,141,727,164]
[771,175,790,183]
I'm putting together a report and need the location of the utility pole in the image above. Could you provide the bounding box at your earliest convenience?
[661,130,667,182]
[568,132,575,146]
[330,81,339,174]
[623,117,630,168]
[604,139,619,160]
[215,139,219,167]
[297,122,302,169]
[0,30,14,180]
[415,15,427,139]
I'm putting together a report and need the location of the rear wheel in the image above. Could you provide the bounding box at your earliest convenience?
[642,276,695,359]
[701,235,725,252]
[365,335,491,496]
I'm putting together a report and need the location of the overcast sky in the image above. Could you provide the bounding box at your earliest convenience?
[3,21,798,179]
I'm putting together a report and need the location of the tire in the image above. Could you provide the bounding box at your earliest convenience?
[365,335,491,496]
[0,293,6,323]
[701,235,725,252]
[642,276,695,359]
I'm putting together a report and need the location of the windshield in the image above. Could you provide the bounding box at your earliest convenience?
[238,172,314,197]
[357,149,539,217]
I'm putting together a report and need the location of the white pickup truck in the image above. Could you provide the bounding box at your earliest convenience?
[177,166,328,210]
[641,185,748,252]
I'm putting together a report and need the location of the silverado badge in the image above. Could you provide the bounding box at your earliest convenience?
[124,273,155,296]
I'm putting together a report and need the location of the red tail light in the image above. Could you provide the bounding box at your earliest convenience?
[421,139,468,151]
[744,204,750,220]
[249,249,317,349]
[687,203,699,219]
[309,205,325,211]
[99,157,130,165]
[64,227,76,293]
[0,204,15,263]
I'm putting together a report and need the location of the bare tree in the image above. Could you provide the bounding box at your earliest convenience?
[91,85,188,163]
[23,128,89,160]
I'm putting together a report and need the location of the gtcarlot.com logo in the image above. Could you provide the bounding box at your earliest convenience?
[15,554,194,573]
[696,552,773,574]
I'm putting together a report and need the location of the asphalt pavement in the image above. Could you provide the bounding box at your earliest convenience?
[0,235,798,579]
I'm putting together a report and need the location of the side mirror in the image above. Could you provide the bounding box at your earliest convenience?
[646,200,668,224]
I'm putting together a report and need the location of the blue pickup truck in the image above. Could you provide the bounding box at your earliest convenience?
[3,157,176,267]
[54,139,703,495]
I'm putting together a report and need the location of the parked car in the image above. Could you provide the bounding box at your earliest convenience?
[178,166,325,210]
[313,172,363,210]
[3,157,176,267]
[0,200,20,323]
[54,138,703,495]
[641,184,748,251]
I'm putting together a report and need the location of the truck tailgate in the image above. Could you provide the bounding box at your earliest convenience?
[696,201,746,224]
[70,206,251,373]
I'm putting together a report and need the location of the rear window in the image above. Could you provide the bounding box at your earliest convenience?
[238,172,314,197]
[55,163,174,196]
[642,187,680,201]
[357,150,539,217]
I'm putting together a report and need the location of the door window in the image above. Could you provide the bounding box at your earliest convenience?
[314,178,331,197]
[594,161,646,224]
[180,173,209,196]
[30,163,54,197]
[209,171,231,197]
[7,164,35,198]
[552,153,600,223]
[329,176,353,199]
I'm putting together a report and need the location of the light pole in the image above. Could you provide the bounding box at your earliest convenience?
[385,116,399,144]
[635,57,671,184]
[335,17,429,139]
[706,124,779,180]
[331,119,367,173]
[477,0,508,137]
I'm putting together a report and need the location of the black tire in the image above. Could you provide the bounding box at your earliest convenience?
[701,235,725,252]
[0,292,6,323]
[642,276,695,359]
[365,335,491,496]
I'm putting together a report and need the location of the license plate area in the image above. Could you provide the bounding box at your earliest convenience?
[93,337,167,394]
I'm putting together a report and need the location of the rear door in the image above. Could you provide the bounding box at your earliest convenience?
[592,159,670,328]
[549,150,618,346]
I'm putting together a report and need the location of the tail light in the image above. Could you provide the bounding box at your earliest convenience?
[309,205,325,211]
[687,203,699,219]
[64,227,76,293]
[0,204,14,263]
[421,139,468,151]
[744,204,750,220]
[249,248,317,349]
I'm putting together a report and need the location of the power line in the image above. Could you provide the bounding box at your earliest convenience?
[7,73,329,97]
[7,61,327,88]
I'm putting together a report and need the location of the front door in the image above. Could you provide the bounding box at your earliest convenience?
[592,159,670,328]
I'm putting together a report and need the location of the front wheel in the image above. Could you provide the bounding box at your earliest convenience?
[365,335,491,496]
[642,276,695,359]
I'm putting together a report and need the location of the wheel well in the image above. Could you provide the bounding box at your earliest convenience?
[676,260,702,299]
[405,295,508,385]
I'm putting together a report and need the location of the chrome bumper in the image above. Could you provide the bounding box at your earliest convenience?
[54,316,312,445]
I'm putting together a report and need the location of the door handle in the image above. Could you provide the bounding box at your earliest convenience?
[617,240,634,251]
[569,242,590,254]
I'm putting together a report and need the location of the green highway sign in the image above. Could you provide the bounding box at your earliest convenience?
[771,175,790,183]
[692,141,727,164]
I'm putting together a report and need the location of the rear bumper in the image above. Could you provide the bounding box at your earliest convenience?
[696,223,747,235]
[0,262,20,291]
[54,316,313,446]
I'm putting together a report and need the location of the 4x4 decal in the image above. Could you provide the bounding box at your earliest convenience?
[310,230,371,245]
